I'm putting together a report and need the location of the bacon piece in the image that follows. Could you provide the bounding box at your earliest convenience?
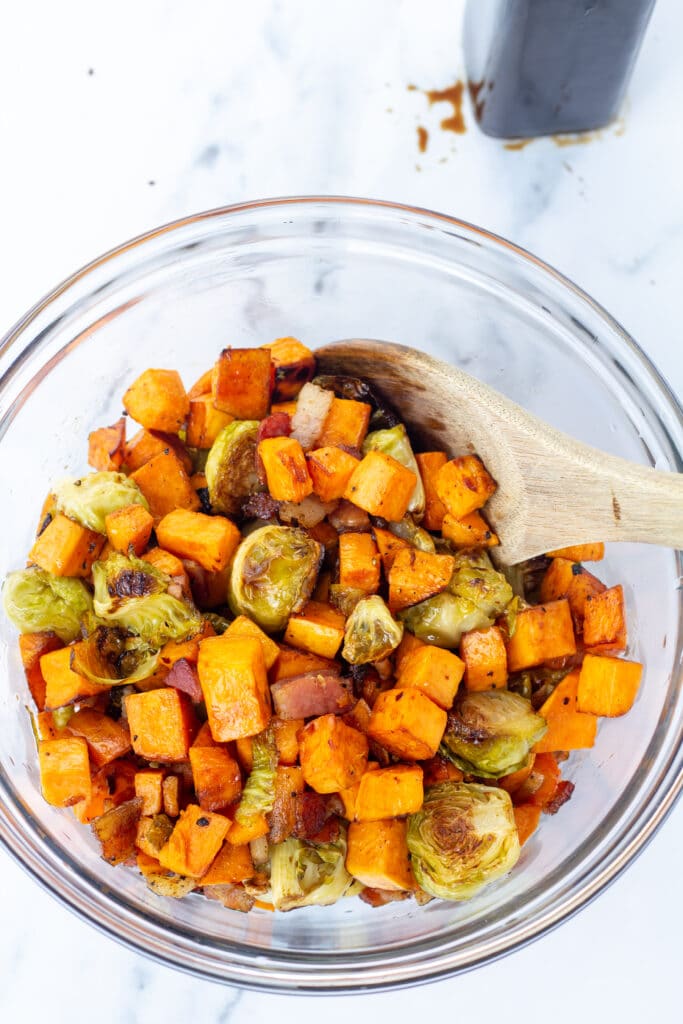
[291,791,330,840]
[270,673,353,719]
[544,779,575,815]
[166,658,203,703]
[359,887,411,908]
[241,492,280,520]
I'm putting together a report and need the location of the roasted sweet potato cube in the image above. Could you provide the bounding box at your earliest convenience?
[41,647,104,709]
[460,626,508,691]
[388,548,455,612]
[92,798,143,864]
[578,653,642,717]
[268,764,306,843]
[226,813,269,845]
[88,417,126,472]
[283,601,346,659]
[105,503,154,556]
[338,761,379,819]
[372,526,410,574]
[39,737,91,807]
[415,452,448,531]
[123,368,189,433]
[213,347,273,419]
[226,616,280,670]
[258,436,313,502]
[201,841,255,885]
[192,721,218,748]
[123,428,193,474]
[396,645,464,708]
[19,632,62,710]
[270,644,340,682]
[368,688,446,761]
[130,450,200,521]
[189,745,242,812]
[546,543,604,562]
[162,775,180,817]
[197,635,271,742]
[156,508,240,572]
[134,770,164,816]
[266,336,316,401]
[271,400,298,417]
[506,600,577,672]
[435,455,496,519]
[354,765,424,821]
[66,708,131,768]
[135,813,175,858]
[307,446,360,502]
[583,585,627,652]
[142,546,191,594]
[299,714,368,793]
[186,394,234,448]
[33,710,64,742]
[441,511,498,549]
[339,532,380,594]
[344,451,417,522]
[272,716,303,764]
[188,367,214,399]
[125,688,194,762]
[534,670,597,752]
[158,803,231,878]
[393,631,426,675]
[29,514,104,578]
[539,558,606,628]
[346,819,415,891]
[317,397,372,449]
[513,803,542,846]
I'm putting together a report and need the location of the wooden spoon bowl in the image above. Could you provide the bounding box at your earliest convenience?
[316,339,683,564]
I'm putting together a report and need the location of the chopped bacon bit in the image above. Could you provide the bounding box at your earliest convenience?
[544,779,575,815]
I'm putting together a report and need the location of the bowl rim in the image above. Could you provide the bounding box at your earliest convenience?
[1,194,682,993]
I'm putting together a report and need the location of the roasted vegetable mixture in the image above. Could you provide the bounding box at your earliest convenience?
[2,338,643,912]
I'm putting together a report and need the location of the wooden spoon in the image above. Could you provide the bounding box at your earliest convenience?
[315,339,683,565]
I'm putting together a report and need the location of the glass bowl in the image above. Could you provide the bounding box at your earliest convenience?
[0,197,681,993]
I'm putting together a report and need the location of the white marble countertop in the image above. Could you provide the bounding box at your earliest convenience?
[0,0,680,1019]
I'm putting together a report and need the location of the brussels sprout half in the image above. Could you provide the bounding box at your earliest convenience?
[235,729,278,826]
[2,567,93,642]
[71,624,160,686]
[388,515,435,553]
[363,424,425,518]
[270,827,353,910]
[228,524,322,633]
[342,594,403,665]
[205,420,261,516]
[92,553,202,647]
[53,471,149,534]
[440,690,547,778]
[408,781,520,901]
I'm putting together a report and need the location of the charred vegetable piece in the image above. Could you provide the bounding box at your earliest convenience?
[312,374,400,430]
[270,827,352,910]
[71,627,160,687]
[440,690,547,778]
[228,524,322,632]
[52,471,149,534]
[363,424,425,518]
[3,568,92,642]
[407,782,520,900]
[342,595,403,665]
[205,420,261,517]
[267,337,316,401]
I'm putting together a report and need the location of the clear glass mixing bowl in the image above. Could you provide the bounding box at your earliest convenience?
[0,197,681,992]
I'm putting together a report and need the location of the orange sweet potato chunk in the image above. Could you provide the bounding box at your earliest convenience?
[130,450,200,521]
[158,804,231,878]
[123,368,189,433]
[226,616,280,670]
[267,337,316,402]
[225,813,269,846]
[415,451,448,531]
[513,803,542,846]
[186,394,234,448]
[388,548,455,612]
[123,428,193,474]
[435,455,496,519]
[189,745,242,812]
[344,451,417,522]
[105,503,154,556]
[540,558,606,628]
[88,417,126,472]
[506,600,577,672]
[307,446,360,503]
[583,585,627,652]
[346,819,415,891]
[40,647,105,709]
[299,714,368,793]
[268,764,306,842]
[372,526,411,574]
[339,532,380,594]
[66,708,132,768]
[441,511,499,549]
[259,436,313,502]
[317,397,372,449]
[213,347,273,419]
[29,514,104,578]
[19,632,62,710]
[39,737,91,807]
[162,775,180,817]
[577,653,642,717]
[272,716,303,764]
[197,636,272,742]
[396,645,464,709]
[125,688,194,762]
[156,508,240,572]
[354,765,424,821]
[534,670,597,753]
[546,543,604,562]
[134,770,164,816]
[270,645,340,682]
[368,688,447,761]
[283,601,346,660]
[460,626,508,691]
[393,631,426,675]
[201,840,255,885]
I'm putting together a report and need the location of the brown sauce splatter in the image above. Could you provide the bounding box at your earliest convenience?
[426,81,466,134]
[504,138,535,151]
[416,126,429,153]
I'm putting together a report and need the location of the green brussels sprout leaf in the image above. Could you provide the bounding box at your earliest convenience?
[3,567,93,642]
[53,472,148,534]
[440,690,547,778]
[205,420,261,516]
[342,594,403,665]
[270,827,353,910]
